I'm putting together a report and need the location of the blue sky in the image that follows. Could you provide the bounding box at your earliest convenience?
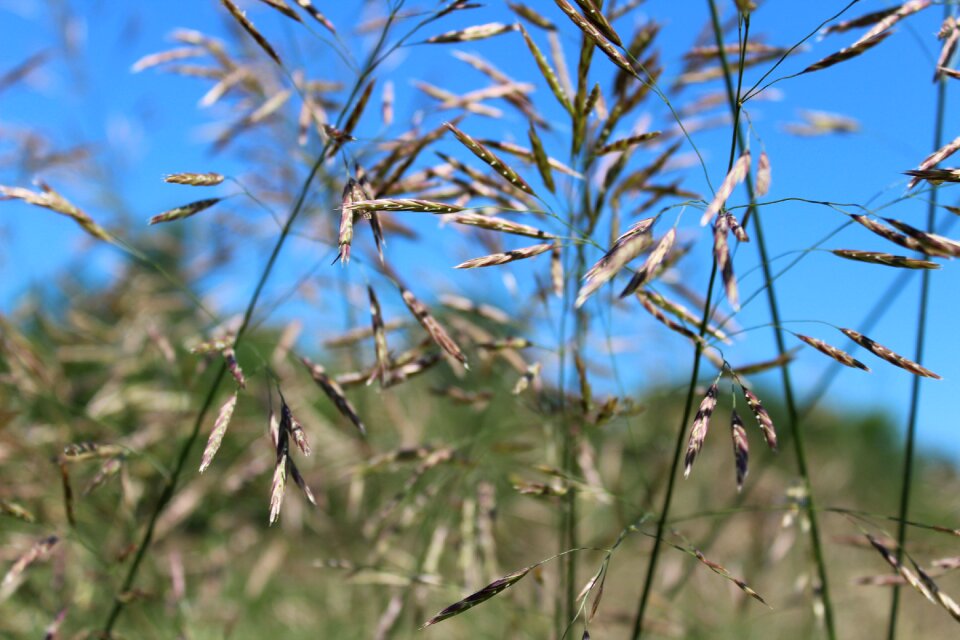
[2,1,959,459]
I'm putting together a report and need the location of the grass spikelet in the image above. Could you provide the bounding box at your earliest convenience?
[444,122,534,194]
[257,0,302,22]
[638,290,730,343]
[551,244,563,297]
[301,356,369,435]
[619,227,676,298]
[595,131,661,155]
[1,535,59,601]
[796,334,871,371]
[131,46,206,73]
[883,217,960,257]
[903,168,960,184]
[440,295,511,324]
[907,135,960,188]
[384,353,442,387]
[478,139,583,178]
[802,31,892,74]
[268,432,288,525]
[573,0,622,46]
[691,547,768,606]
[527,122,555,193]
[338,180,356,264]
[281,399,311,457]
[683,382,719,478]
[367,285,390,386]
[519,24,573,115]
[508,2,556,30]
[451,213,555,239]
[1,183,113,242]
[199,390,238,473]
[701,150,750,226]
[399,286,468,367]
[83,457,122,496]
[730,410,749,492]
[220,0,283,66]
[840,328,941,379]
[381,80,394,126]
[164,172,224,186]
[346,198,464,214]
[714,215,739,310]
[821,6,902,36]
[330,81,375,157]
[553,0,635,75]
[292,0,336,33]
[576,218,654,307]
[454,242,553,269]
[0,500,35,523]
[831,249,940,269]
[726,212,749,242]
[513,361,541,395]
[637,296,703,345]
[934,17,959,82]
[60,442,125,462]
[865,534,937,605]
[741,386,778,451]
[426,23,517,44]
[850,215,927,254]
[222,346,246,388]
[149,197,222,225]
[755,151,771,197]
[853,0,931,48]
[422,564,535,627]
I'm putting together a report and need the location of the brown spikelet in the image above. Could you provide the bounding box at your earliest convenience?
[149,197,222,225]
[730,410,749,492]
[330,80,375,157]
[714,215,739,310]
[619,227,676,298]
[222,346,246,388]
[452,213,555,240]
[551,244,564,297]
[356,170,385,264]
[1,183,113,242]
[576,218,654,307]
[268,425,288,525]
[554,0,635,75]
[292,0,336,33]
[850,215,928,254]
[904,168,960,184]
[796,334,871,371]
[381,80,394,126]
[637,296,703,345]
[60,442,125,462]
[301,356,369,435]
[399,286,468,366]
[422,564,535,627]
[478,139,583,178]
[701,151,750,226]
[455,243,553,269]
[346,198,464,214]
[755,151,771,197]
[257,0,302,22]
[821,6,903,36]
[865,535,938,605]
[164,172,224,186]
[934,18,960,82]
[683,383,719,478]
[853,0,931,48]
[831,249,940,269]
[691,548,768,606]
[595,131,662,155]
[883,217,960,258]
[426,23,517,44]
[802,31,892,74]
[440,295,511,324]
[741,386,777,451]
[444,123,534,194]
[639,291,730,343]
[337,181,355,264]
[199,391,239,473]
[840,328,941,379]
[131,46,206,73]
[0,500,35,523]
[220,0,282,66]
[1,535,59,601]
[509,2,556,30]
[367,285,390,386]
[907,135,960,189]
[573,0,621,46]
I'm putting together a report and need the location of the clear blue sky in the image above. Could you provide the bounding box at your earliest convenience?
[2,1,959,459]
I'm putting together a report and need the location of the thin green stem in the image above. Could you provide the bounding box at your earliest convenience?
[886,5,952,636]
[707,4,836,637]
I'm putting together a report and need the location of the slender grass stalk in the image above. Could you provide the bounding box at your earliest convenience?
[886,6,953,637]
[706,4,836,637]
[100,8,404,632]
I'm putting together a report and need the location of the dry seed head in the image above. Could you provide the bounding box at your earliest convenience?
[619,227,676,298]
[831,249,939,269]
[220,0,283,66]
[508,2,556,30]
[518,24,573,114]
[883,217,960,257]
[164,172,224,186]
[0,535,59,601]
[638,296,704,346]
[444,122,534,195]
[741,386,777,451]
[553,0,635,75]
[755,151,771,196]
[149,197,222,225]
[714,215,739,310]
[573,0,622,46]
[854,0,931,48]
[131,46,206,73]
[301,356,369,435]
[796,334,870,371]
[595,131,662,155]
[1,183,113,242]
[199,391,239,473]
[701,151,750,226]
[422,565,535,628]
[908,134,960,188]
[346,198,464,214]
[903,168,960,184]
[550,244,564,297]
[257,0,302,22]
[426,22,518,44]
[576,218,654,307]
[292,0,336,33]
[451,213,555,240]
[802,31,892,74]
[850,215,928,254]
[730,410,749,492]
[399,287,468,366]
[840,328,941,379]
[338,181,355,264]
[638,290,730,343]
[455,242,553,269]
[367,285,390,387]
[683,383,719,478]
[268,451,288,525]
